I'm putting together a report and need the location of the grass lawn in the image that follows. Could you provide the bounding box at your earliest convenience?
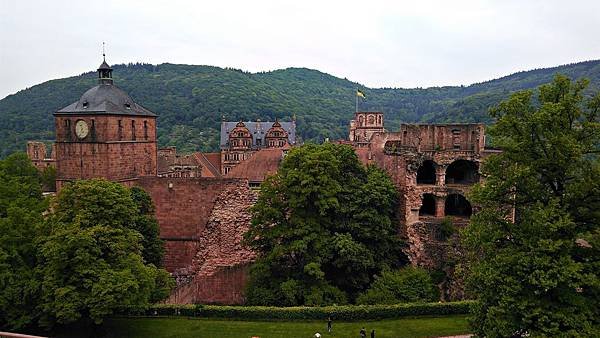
[80,315,470,338]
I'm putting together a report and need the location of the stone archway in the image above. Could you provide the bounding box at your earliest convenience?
[444,193,472,217]
[445,160,478,185]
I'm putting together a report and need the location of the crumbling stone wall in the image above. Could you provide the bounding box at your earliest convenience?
[167,180,257,304]
[137,177,248,272]
[137,176,257,304]
[362,125,485,301]
[26,141,56,171]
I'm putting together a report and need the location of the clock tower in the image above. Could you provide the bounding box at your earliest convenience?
[54,57,158,190]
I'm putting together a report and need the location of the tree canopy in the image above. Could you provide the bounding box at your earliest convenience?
[463,75,600,337]
[0,153,47,330]
[2,60,600,157]
[244,143,407,306]
[0,169,173,331]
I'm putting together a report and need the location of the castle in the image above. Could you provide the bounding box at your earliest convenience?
[28,59,495,303]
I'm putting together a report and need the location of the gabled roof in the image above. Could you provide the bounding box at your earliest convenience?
[226,148,284,182]
[193,152,222,178]
[220,121,295,149]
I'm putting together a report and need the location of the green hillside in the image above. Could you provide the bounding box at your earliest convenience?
[1,60,599,157]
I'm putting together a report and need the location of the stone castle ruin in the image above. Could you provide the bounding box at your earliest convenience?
[28,60,495,303]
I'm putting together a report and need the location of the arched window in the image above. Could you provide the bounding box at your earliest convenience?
[444,194,472,217]
[417,160,437,185]
[419,193,436,216]
[446,160,479,184]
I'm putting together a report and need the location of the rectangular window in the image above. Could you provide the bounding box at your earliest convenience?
[118,120,123,140]
[131,120,136,140]
[144,121,148,140]
[65,119,72,139]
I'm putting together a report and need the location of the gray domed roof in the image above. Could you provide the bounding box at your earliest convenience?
[56,84,156,116]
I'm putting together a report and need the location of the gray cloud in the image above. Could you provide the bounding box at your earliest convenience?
[1,0,599,99]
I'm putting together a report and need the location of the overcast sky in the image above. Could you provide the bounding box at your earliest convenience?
[1,0,599,99]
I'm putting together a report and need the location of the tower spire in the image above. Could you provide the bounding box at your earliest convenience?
[97,43,113,85]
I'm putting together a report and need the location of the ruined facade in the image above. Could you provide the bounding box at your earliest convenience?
[345,118,489,268]
[26,141,56,170]
[348,111,385,147]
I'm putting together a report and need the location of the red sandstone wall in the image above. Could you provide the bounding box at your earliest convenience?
[168,264,250,305]
[398,124,484,152]
[136,177,253,273]
[138,177,257,305]
[54,115,157,187]
[163,241,199,273]
[364,126,485,269]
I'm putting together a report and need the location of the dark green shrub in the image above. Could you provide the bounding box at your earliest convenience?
[439,217,455,240]
[356,267,439,305]
[116,301,475,320]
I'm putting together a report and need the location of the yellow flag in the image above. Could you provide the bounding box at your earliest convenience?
[356,89,366,99]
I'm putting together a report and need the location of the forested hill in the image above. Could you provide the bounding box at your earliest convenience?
[1,60,600,157]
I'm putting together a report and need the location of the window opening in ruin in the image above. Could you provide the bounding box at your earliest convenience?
[118,120,123,140]
[444,193,472,217]
[419,193,436,216]
[452,129,461,150]
[131,120,136,140]
[416,160,437,185]
[445,160,478,184]
[144,121,148,140]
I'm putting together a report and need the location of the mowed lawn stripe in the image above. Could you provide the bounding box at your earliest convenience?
[92,315,469,338]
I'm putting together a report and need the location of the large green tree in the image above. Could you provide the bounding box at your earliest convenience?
[0,171,173,331]
[463,75,600,337]
[244,143,407,306]
[36,179,173,328]
[0,153,47,330]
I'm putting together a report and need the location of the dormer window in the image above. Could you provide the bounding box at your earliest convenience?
[125,103,131,109]
[83,102,88,109]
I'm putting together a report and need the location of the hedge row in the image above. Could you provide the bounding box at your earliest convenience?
[116,301,475,321]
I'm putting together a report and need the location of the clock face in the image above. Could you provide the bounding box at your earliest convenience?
[75,120,89,139]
